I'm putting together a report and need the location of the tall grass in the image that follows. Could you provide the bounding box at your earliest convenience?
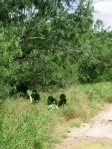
[0,82,112,149]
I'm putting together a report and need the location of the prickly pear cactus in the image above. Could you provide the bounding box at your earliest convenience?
[26,89,32,97]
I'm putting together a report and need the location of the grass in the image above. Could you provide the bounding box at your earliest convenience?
[0,82,112,149]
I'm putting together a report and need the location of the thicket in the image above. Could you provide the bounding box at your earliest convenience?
[0,0,112,98]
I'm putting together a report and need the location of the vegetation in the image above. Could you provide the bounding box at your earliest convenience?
[0,0,112,148]
[0,0,112,98]
[1,82,112,149]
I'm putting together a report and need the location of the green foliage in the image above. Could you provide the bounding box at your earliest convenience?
[0,25,21,98]
[0,0,112,98]
[78,30,112,83]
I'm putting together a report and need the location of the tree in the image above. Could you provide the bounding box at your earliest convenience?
[0,25,22,98]
[0,0,112,98]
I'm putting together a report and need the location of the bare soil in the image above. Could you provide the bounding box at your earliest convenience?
[56,104,112,149]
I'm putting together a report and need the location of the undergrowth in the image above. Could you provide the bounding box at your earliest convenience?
[0,82,112,149]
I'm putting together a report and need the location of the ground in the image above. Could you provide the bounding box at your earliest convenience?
[56,104,112,149]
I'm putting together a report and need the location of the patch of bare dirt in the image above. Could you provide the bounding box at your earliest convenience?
[56,104,112,149]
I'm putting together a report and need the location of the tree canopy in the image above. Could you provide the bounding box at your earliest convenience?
[0,0,112,98]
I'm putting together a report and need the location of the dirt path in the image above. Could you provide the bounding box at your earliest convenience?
[56,104,112,149]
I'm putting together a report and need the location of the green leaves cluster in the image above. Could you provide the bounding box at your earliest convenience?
[0,26,22,98]
[0,0,112,98]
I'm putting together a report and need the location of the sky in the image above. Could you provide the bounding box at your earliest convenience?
[94,0,112,28]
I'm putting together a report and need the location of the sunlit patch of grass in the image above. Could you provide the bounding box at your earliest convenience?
[0,99,56,149]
